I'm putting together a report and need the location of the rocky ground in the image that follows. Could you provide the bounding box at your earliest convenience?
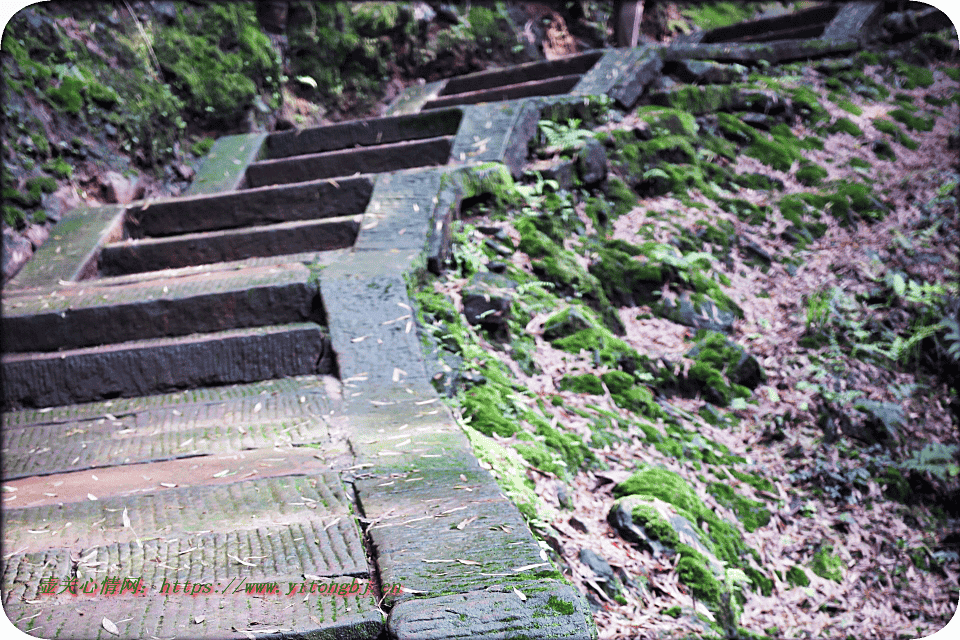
[3,3,960,639]
[412,31,960,640]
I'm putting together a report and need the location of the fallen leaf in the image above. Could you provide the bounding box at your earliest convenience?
[102,617,119,636]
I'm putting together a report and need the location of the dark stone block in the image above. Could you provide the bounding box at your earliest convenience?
[576,138,608,186]
[128,177,371,238]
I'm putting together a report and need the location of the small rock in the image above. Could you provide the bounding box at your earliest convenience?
[2,227,33,284]
[104,123,118,138]
[660,292,736,334]
[556,484,573,510]
[461,272,516,335]
[43,184,81,223]
[740,112,774,131]
[102,171,144,204]
[576,138,607,186]
[173,163,195,181]
[23,224,50,250]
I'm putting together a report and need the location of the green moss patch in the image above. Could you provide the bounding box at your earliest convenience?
[706,483,771,532]
[809,546,844,583]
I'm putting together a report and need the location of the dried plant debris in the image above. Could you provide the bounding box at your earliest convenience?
[412,33,960,640]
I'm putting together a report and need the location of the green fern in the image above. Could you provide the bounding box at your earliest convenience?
[538,119,594,154]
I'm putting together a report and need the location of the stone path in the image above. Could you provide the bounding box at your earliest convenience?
[1,4,904,637]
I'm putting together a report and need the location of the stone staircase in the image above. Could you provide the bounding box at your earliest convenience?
[1,3,906,637]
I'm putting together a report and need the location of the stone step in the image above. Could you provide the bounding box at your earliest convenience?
[2,472,360,556]
[2,262,319,353]
[699,3,839,43]
[263,108,463,159]
[1,375,334,428]
[245,135,455,188]
[437,51,601,97]
[1,379,336,478]
[423,74,584,110]
[1,473,381,639]
[125,175,372,238]
[100,215,360,276]
[2,323,333,409]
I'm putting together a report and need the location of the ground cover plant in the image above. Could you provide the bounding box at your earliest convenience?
[412,24,960,640]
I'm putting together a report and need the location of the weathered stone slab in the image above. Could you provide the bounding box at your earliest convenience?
[321,249,432,390]
[699,4,839,43]
[126,176,372,238]
[354,169,445,253]
[355,469,551,604]
[2,322,331,408]
[100,215,360,275]
[3,473,357,552]
[183,133,267,196]
[449,100,541,177]
[822,1,885,43]
[3,205,124,292]
[4,591,382,640]
[438,51,602,96]
[2,263,317,352]
[264,109,463,158]
[424,75,582,110]
[388,580,594,640]
[247,136,454,188]
[664,38,859,64]
[575,46,663,109]
[1,388,333,478]
[1,374,331,428]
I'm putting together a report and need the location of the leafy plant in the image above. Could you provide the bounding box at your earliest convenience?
[537,118,595,155]
[901,443,960,483]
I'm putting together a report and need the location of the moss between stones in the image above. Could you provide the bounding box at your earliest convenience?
[795,162,828,187]
[462,424,552,523]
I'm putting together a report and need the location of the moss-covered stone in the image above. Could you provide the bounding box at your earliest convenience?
[707,483,771,532]
[888,108,935,132]
[531,252,622,333]
[795,162,828,187]
[873,118,919,150]
[558,373,604,395]
[636,106,699,137]
[600,371,664,420]
[809,546,844,583]
[892,61,935,89]
[682,330,764,406]
[826,117,864,137]
[786,565,810,588]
